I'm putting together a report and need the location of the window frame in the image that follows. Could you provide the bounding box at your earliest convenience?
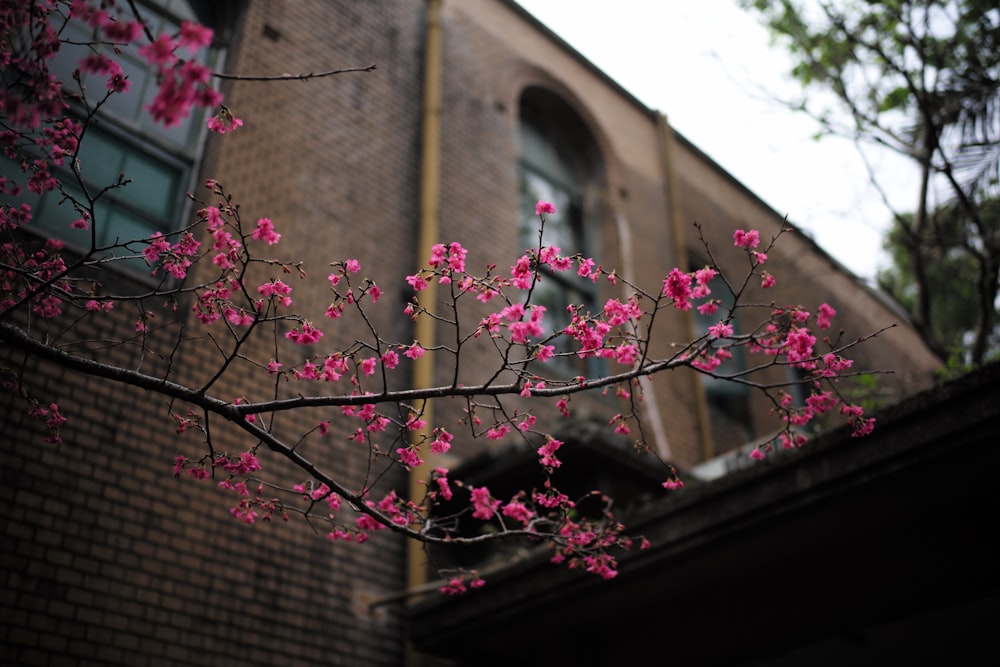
[1,0,228,282]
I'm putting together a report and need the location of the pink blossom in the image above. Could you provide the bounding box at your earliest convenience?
[258,279,293,306]
[433,467,454,500]
[207,113,243,134]
[500,303,526,323]
[85,299,112,312]
[428,244,447,268]
[784,327,816,364]
[178,21,214,50]
[447,242,467,272]
[583,553,618,580]
[817,303,836,330]
[761,272,776,289]
[470,487,501,520]
[396,447,423,468]
[381,350,400,369]
[103,20,143,44]
[611,343,638,366]
[535,200,556,215]
[173,455,187,477]
[486,424,511,440]
[691,352,723,372]
[851,417,876,438]
[406,273,429,291]
[779,432,808,449]
[430,429,453,454]
[403,343,425,360]
[662,268,693,311]
[822,353,853,375]
[502,501,534,525]
[440,578,468,596]
[224,308,253,326]
[694,267,718,286]
[551,255,573,271]
[137,34,178,67]
[538,437,563,468]
[535,345,555,362]
[733,228,761,249]
[251,217,281,245]
[708,321,734,339]
[697,301,719,316]
[285,322,323,344]
[510,255,533,290]
[79,53,120,77]
[106,73,130,93]
[356,514,384,533]
[604,297,642,326]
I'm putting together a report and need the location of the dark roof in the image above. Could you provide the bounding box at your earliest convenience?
[409,362,1000,665]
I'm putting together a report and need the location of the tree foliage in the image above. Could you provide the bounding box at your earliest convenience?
[878,197,1000,361]
[741,0,1000,364]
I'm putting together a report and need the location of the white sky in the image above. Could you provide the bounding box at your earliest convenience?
[515,0,918,281]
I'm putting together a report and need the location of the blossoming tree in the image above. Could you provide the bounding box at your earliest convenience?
[1,0,879,593]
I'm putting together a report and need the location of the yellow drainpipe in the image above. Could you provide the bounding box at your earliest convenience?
[408,0,444,601]
[657,113,715,462]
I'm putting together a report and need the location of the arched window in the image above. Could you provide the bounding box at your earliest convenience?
[518,87,603,374]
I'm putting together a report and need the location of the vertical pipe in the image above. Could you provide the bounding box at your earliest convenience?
[408,0,443,600]
[657,113,715,462]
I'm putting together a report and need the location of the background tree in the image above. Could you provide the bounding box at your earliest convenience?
[740,0,1000,364]
[878,197,1000,362]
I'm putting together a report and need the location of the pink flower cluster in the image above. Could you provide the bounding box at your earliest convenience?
[439,573,486,596]
[1,235,69,317]
[26,402,67,444]
[143,231,201,279]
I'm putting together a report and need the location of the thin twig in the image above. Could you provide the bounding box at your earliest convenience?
[213,64,376,82]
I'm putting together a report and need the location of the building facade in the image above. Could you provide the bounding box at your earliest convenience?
[1,1,943,665]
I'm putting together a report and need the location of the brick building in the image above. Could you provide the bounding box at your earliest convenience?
[2,1,943,665]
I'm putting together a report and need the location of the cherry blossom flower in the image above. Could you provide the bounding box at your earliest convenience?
[708,321,734,339]
[662,268,693,310]
[733,228,761,249]
[470,487,500,520]
[251,217,281,245]
[817,303,837,329]
[535,200,556,215]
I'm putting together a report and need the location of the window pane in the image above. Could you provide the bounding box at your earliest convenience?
[120,149,181,217]
[77,125,183,226]
[31,186,79,238]
[77,128,128,187]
